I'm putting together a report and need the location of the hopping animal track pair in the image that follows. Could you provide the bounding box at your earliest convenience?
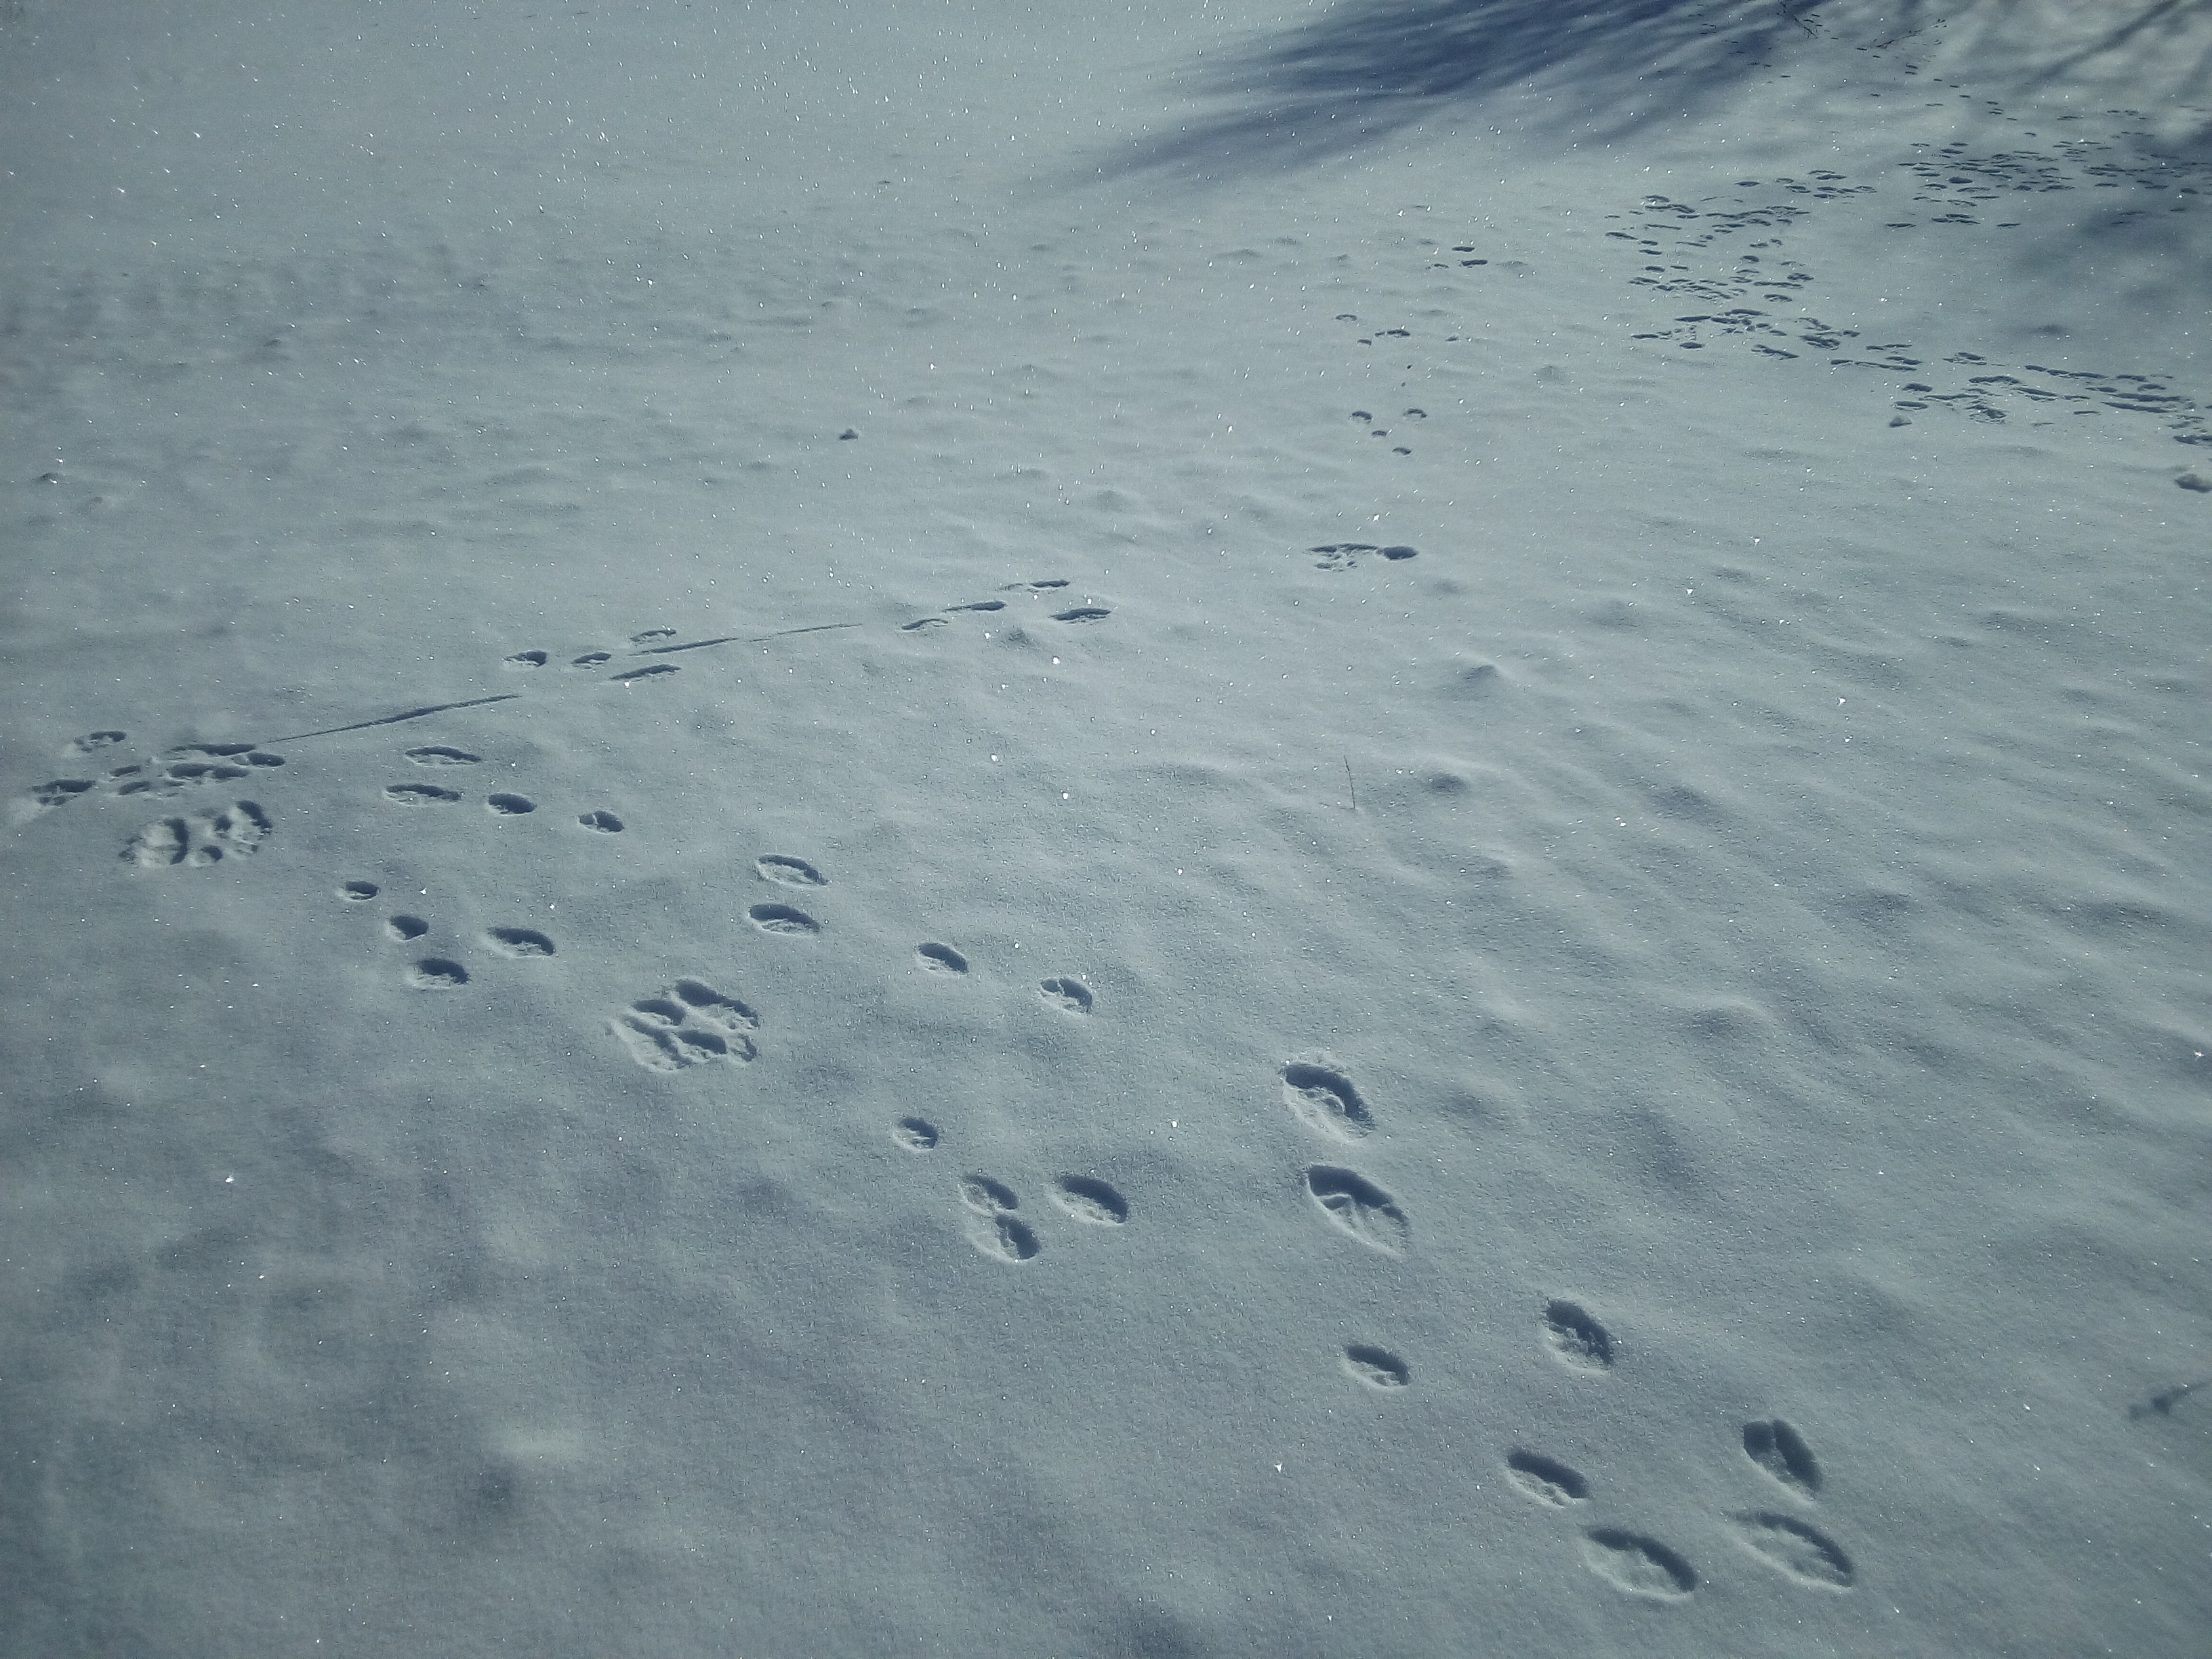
[1275,1055,1420,1388]
[1279,1060,1410,1256]
[893,1116,1128,1265]
[386,743,618,823]
[745,854,1094,1010]
[337,880,557,988]
[901,577,1111,635]
[953,1170,1129,1263]
[28,734,287,821]
[751,854,1099,1015]
[1509,1299,1858,1600]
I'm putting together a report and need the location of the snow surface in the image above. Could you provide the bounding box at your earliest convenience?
[3,2,2208,1654]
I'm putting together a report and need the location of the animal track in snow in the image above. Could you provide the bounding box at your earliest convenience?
[916,942,969,975]
[907,583,1102,634]
[1303,1166,1409,1255]
[578,810,624,832]
[485,793,536,816]
[748,903,820,937]
[1342,1345,1411,1389]
[1727,1513,1855,1589]
[1049,1176,1128,1225]
[485,926,555,958]
[1542,1300,1615,1373]
[385,782,462,806]
[1282,1061,1372,1139]
[1038,976,1094,1014]
[1742,1418,1822,1498]
[386,915,428,942]
[1505,1450,1591,1507]
[958,1174,1040,1263]
[893,1116,941,1151]
[756,855,827,887]
[406,958,470,989]
[121,801,272,867]
[339,880,380,901]
[23,778,95,812]
[960,1174,1021,1214]
[5,619,880,845]
[1580,1530,1696,1601]
[614,979,760,1072]
[106,744,285,801]
[1306,543,1419,572]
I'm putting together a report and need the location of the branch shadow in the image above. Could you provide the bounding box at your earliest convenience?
[1089,0,1812,184]
[1084,0,2212,186]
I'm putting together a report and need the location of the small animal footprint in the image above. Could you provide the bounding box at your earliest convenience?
[404,745,480,766]
[1309,541,1378,569]
[64,731,128,757]
[1580,1530,1696,1600]
[894,1116,941,1151]
[1000,579,1070,592]
[385,783,462,806]
[614,979,760,1071]
[386,915,429,941]
[1504,1450,1591,1507]
[1342,1345,1412,1390]
[1742,1419,1822,1498]
[609,663,678,683]
[121,801,272,867]
[24,778,95,812]
[503,651,549,670]
[958,1174,1040,1262]
[577,811,624,832]
[1305,543,1418,571]
[756,855,827,887]
[960,1174,1021,1213]
[1542,1300,1614,1373]
[112,744,285,799]
[406,958,470,989]
[485,794,535,816]
[1303,1166,1409,1255]
[747,903,820,937]
[1282,1061,1373,1140]
[1051,606,1111,623]
[1048,1176,1128,1225]
[1727,1513,1855,1589]
[916,942,969,975]
[338,880,380,901]
[485,926,555,958]
[1038,976,1093,1014]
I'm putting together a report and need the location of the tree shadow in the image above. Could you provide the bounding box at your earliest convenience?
[1091,0,1811,183]
[1087,0,2212,185]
